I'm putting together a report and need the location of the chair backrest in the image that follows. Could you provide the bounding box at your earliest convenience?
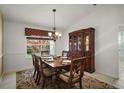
[32,54,36,66]
[69,57,86,81]
[32,55,40,72]
[35,56,45,77]
[62,50,70,57]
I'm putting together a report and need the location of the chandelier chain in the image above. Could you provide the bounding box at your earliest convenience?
[53,9,56,31]
[48,9,61,41]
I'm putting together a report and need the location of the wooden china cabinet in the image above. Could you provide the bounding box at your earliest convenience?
[69,27,95,73]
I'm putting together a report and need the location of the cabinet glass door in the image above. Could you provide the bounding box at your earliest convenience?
[69,36,72,51]
[85,35,89,51]
[78,35,81,51]
[74,36,77,51]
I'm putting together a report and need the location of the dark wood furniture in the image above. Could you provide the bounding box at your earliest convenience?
[69,27,95,73]
[59,57,86,88]
[32,54,52,88]
[32,54,39,82]
[62,50,70,57]
[42,57,71,88]
[42,57,86,88]
[43,58,70,69]
[32,54,36,78]
[35,56,52,88]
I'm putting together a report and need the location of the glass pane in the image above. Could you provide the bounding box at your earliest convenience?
[85,35,89,51]
[69,42,72,51]
[49,40,55,56]
[74,36,77,50]
[40,40,50,56]
[69,36,72,51]
[26,39,55,57]
[78,36,81,51]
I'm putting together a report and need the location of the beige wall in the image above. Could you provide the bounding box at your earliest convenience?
[3,20,51,73]
[59,5,124,78]
[0,12,3,76]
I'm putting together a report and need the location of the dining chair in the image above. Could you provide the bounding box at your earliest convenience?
[59,57,86,88]
[32,54,37,79]
[62,50,70,58]
[35,56,52,88]
[32,54,42,84]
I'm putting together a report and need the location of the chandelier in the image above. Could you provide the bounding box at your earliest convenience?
[48,9,61,41]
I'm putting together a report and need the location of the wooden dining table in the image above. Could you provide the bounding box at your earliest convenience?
[42,57,71,88]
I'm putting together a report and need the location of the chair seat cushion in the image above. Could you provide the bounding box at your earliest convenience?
[59,72,80,83]
[43,68,52,77]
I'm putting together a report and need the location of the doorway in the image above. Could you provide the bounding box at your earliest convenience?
[118,28,124,78]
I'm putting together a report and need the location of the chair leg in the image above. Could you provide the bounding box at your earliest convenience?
[45,79,48,88]
[37,74,41,85]
[42,78,45,88]
[33,69,36,78]
[68,82,73,89]
[35,71,39,83]
[79,79,82,89]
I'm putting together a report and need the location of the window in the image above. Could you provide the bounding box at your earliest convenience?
[26,38,55,58]
[25,28,55,58]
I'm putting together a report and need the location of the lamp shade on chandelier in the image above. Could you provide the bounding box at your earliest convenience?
[48,9,61,41]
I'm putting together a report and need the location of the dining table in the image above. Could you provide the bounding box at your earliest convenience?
[42,57,71,88]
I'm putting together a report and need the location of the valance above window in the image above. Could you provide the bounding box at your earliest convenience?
[25,28,51,36]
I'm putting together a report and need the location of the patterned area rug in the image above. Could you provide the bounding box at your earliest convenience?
[16,69,117,89]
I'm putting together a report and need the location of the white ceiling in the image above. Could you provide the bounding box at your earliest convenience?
[0,4,96,31]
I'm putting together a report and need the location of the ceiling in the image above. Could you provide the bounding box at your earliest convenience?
[0,4,97,31]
